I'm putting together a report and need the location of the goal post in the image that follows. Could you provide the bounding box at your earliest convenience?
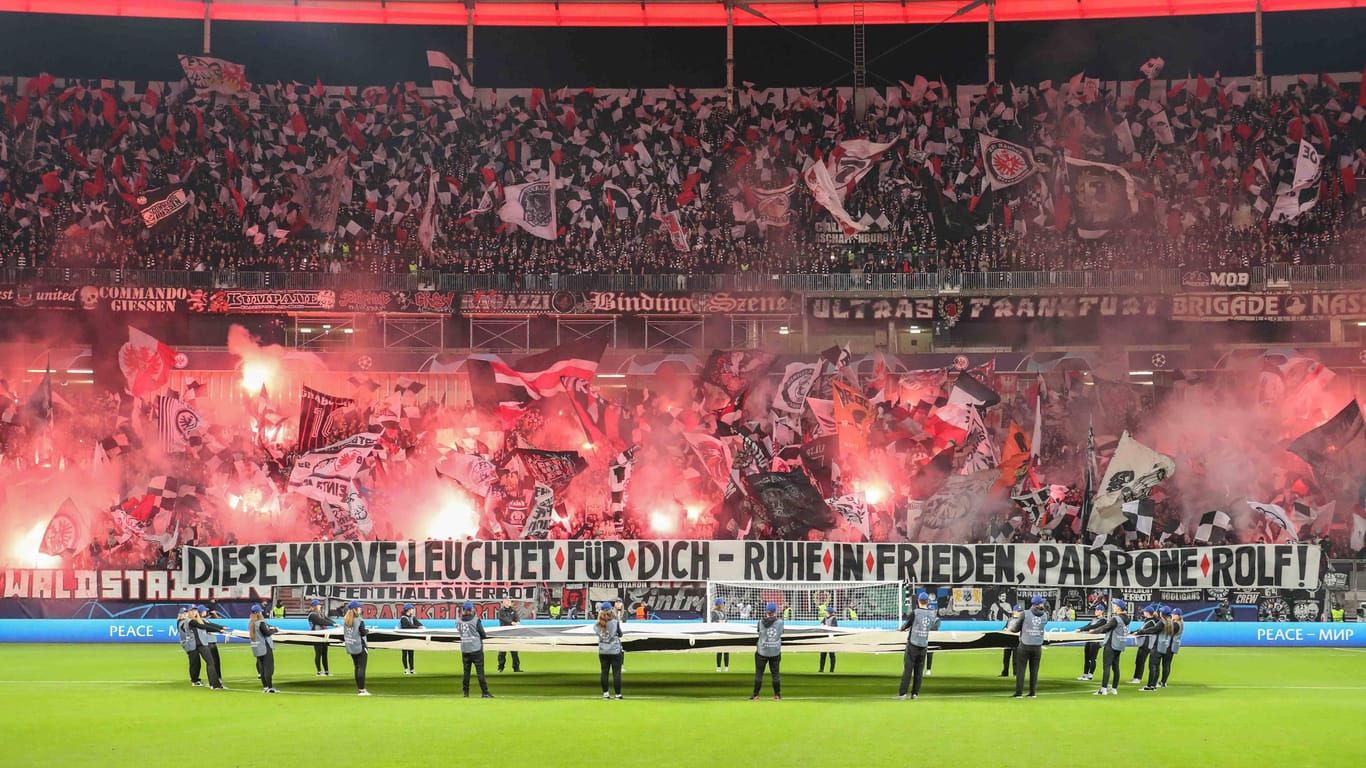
[705,581,906,628]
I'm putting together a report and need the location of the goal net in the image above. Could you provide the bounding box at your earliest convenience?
[706,581,906,628]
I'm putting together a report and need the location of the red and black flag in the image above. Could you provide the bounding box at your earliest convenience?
[700,349,775,398]
[468,339,607,425]
[562,376,632,450]
[745,469,839,540]
[511,448,589,493]
[297,386,356,453]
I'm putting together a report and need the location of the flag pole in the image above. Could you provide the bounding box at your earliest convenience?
[202,0,212,55]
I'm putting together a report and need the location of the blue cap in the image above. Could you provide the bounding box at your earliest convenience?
[195,605,208,611]
[917,592,929,602]
[309,599,323,607]
[715,598,725,606]
[1160,607,1174,616]
[249,604,264,614]
[765,602,778,613]
[347,600,363,609]
[1113,600,1128,610]
[462,601,474,611]
[182,605,195,612]
[1094,603,1107,611]
[1013,604,1023,611]
[403,603,415,611]
[1030,596,1046,605]
[600,601,614,611]
[1172,608,1183,616]
[1144,604,1156,614]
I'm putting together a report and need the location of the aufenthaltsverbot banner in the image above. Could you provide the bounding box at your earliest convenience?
[182,541,1321,590]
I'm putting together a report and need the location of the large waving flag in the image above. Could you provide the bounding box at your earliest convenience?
[467,339,607,424]
[119,326,178,398]
[1088,432,1175,534]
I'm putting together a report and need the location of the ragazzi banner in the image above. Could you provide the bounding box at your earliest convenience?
[460,290,796,316]
[1172,292,1366,322]
[182,541,1321,590]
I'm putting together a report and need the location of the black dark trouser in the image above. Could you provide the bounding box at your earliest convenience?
[716,652,730,667]
[898,644,927,696]
[1133,645,1150,679]
[195,645,221,688]
[1146,649,1170,687]
[351,651,368,690]
[1001,646,1015,675]
[498,651,521,671]
[925,652,934,671]
[1100,646,1123,689]
[819,652,836,672]
[313,644,330,673]
[1161,652,1175,684]
[401,650,415,671]
[186,651,201,683]
[752,653,781,697]
[256,651,274,689]
[1014,644,1042,695]
[1083,642,1101,675]
[462,650,489,694]
[599,653,623,694]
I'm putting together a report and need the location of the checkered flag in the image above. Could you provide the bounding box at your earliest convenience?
[1194,510,1232,545]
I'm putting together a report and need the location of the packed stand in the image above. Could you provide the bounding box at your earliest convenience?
[1,66,1364,276]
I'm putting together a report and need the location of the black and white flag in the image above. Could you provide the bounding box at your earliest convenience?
[1270,139,1322,223]
[499,164,558,240]
[979,134,1038,190]
[1194,510,1232,545]
[135,185,191,232]
[295,155,348,234]
[156,394,202,454]
[521,483,555,540]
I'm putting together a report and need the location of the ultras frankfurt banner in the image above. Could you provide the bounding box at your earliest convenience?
[183,541,1321,590]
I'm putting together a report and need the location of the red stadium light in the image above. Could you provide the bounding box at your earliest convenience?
[0,0,1359,27]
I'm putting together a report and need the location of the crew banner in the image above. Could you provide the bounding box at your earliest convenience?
[182,541,1321,590]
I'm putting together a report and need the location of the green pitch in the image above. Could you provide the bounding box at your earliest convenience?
[3,643,1364,767]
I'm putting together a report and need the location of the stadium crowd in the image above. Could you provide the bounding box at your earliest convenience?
[1,66,1364,276]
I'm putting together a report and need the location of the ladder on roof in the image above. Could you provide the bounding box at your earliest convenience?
[852,2,867,119]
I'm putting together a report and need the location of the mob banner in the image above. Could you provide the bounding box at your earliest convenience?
[182,541,1321,590]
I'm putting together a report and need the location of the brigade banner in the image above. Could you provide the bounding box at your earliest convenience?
[1172,292,1366,322]
[182,541,1321,590]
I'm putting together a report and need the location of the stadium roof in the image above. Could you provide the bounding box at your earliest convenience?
[0,0,1360,27]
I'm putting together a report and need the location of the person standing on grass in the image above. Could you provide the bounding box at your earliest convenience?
[594,601,625,699]
[248,604,280,693]
[713,599,731,672]
[818,605,838,673]
[1130,605,1158,683]
[496,599,524,673]
[342,601,371,696]
[1141,607,1176,691]
[185,606,226,690]
[751,602,784,701]
[1093,600,1129,696]
[201,602,225,680]
[398,603,423,675]
[457,601,493,698]
[1076,603,1107,682]
[1160,609,1183,687]
[895,592,938,700]
[924,601,939,676]
[1000,604,1020,678]
[308,595,334,672]
[1009,596,1049,699]
[176,606,203,686]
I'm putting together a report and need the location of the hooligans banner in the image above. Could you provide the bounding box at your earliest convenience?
[183,541,1323,590]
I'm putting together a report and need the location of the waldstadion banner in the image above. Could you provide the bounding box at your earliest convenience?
[182,541,1321,590]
